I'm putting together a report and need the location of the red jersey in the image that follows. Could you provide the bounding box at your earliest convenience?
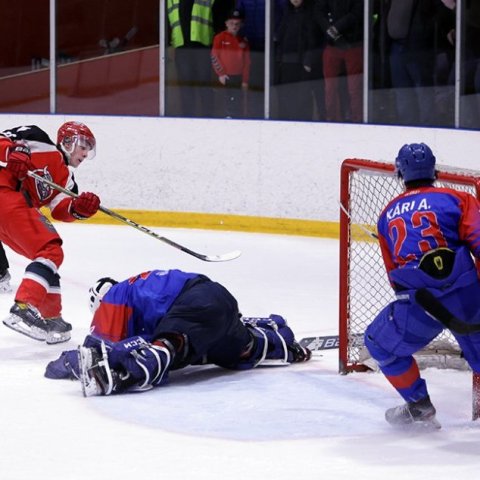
[0,125,78,222]
[211,31,251,83]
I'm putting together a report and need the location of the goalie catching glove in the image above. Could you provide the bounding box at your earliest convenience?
[71,191,100,219]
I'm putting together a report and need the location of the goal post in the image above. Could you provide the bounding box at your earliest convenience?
[338,158,480,419]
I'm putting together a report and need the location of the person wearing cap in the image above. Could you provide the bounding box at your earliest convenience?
[211,9,251,118]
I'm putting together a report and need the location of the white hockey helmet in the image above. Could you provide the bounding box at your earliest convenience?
[88,277,117,313]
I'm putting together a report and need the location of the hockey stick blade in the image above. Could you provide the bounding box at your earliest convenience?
[300,333,364,351]
[27,171,241,262]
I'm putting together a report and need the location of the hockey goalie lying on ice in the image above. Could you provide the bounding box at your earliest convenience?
[45,269,311,396]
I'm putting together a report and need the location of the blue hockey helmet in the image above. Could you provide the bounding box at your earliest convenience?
[395,143,436,183]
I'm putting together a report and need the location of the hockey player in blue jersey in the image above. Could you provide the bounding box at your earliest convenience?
[364,143,480,429]
[45,269,311,396]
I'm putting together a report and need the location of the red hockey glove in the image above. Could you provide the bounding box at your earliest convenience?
[6,143,32,181]
[71,192,100,219]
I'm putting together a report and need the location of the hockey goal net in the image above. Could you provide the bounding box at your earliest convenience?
[339,158,480,417]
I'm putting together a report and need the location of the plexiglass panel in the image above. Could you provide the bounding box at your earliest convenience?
[369,0,456,127]
[0,0,50,113]
[56,0,159,116]
[459,0,480,129]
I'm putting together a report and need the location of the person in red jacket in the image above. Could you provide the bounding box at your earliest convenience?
[0,121,101,344]
[211,9,251,118]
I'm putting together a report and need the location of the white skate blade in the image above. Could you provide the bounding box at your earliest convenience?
[2,314,46,341]
[388,416,442,431]
[46,330,71,345]
[257,359,290,367]
[410,417,442,431]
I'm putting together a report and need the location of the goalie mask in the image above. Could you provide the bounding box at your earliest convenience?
[88,277,118,314]
[57,121,96,165]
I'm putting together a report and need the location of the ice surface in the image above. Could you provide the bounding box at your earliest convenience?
[0,224,478,480]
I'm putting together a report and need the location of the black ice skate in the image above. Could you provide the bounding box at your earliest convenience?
[385,396,441,430]
[3,302,50,341]
[288,340,312,363]
[45,317,72,344]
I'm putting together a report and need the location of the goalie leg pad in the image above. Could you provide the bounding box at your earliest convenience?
[109,335,173,389]
[235,314,310,369]
[79,342,115,397]
[80,335,174,396]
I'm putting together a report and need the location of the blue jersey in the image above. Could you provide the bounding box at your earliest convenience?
[377,185,480,278]
[90,269,199,342]
[367,185,480,390]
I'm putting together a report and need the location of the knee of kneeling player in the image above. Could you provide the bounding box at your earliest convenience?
[364,330,397,368]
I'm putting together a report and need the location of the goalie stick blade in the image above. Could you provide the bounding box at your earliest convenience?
[300,333,364,351]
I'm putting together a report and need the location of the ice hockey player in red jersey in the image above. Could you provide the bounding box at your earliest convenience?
[0,121,101,344]
[211,9,251,118]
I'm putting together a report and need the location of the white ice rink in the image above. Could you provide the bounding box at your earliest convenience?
[0,223,479,480]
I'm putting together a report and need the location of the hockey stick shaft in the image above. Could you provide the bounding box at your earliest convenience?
[415,288,480,335]
[338,200,379,240]
[27,171,241,262]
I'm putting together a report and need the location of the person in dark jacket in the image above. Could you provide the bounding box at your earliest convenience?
[314,0,364,122]
[275,0,317,120]
[385,0,439,125]
[236,0,288,118]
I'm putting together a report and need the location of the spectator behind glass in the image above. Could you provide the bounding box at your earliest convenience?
[211,10,251,118]
[166,0,216,118]
[433,0,456,126]
[314,0,364,123]
[274,0,316,121]
[236,0,288,118]
[463,0,480,128]
[385,0,438,126]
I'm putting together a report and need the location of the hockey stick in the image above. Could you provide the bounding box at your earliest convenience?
[338,201,379,240]
[415,288,480,335]
[27,171,241,262]
[300,333,364,351]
